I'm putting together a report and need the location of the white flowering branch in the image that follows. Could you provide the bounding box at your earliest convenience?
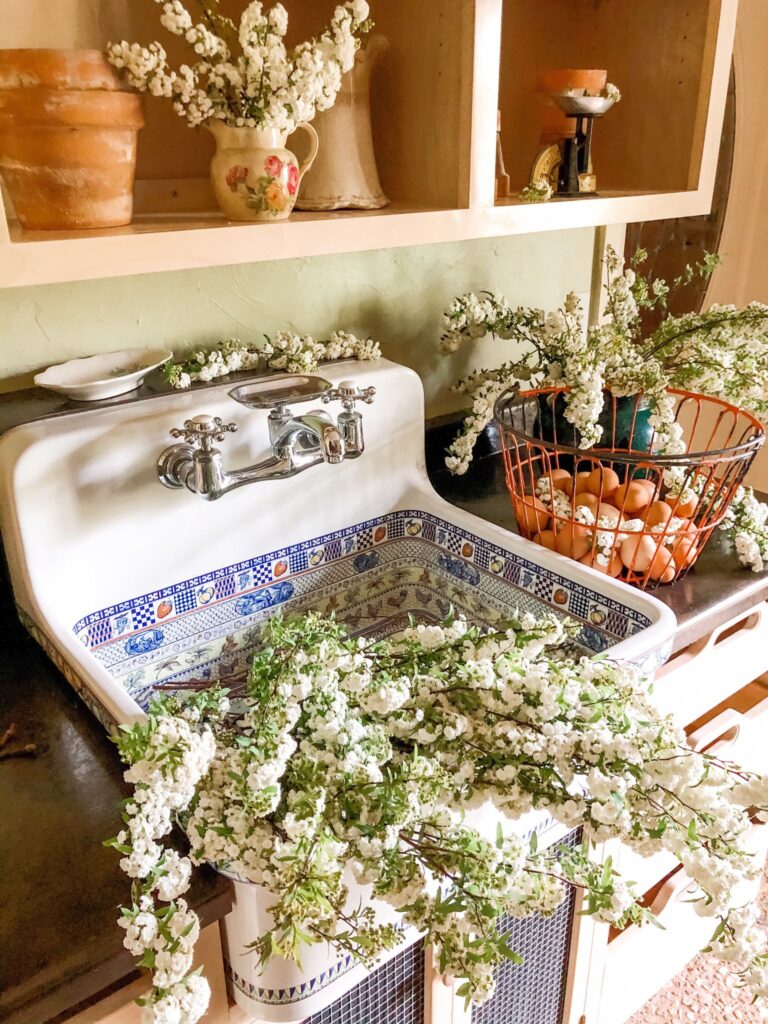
[163,330,381,389]
[439,248,768,571]
[108,1,371,132]
[111,611,768,1019]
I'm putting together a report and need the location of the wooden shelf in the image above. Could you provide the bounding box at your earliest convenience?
[0,0,737,287]
[0,190,717,287]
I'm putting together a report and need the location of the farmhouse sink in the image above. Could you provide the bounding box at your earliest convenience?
[0,357,676,1020]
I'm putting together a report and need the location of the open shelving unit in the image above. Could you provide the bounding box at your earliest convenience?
[0,0,737,286]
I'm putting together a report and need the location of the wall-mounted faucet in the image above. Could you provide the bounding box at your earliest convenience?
[157,375,376,500]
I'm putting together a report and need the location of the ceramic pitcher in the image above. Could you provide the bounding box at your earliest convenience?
[208,122,319,222]
[296,35,389,211]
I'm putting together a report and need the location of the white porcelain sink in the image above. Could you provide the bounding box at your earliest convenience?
[0,357,676,1019]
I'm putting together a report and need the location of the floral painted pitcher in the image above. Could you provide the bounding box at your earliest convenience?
[207,122,319,222]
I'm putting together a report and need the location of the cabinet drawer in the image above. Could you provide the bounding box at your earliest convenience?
[610,682,768,911]
[600,822,768,1024]
[653,603,768,727]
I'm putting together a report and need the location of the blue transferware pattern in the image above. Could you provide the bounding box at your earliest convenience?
[68,509,654,720]
[125,630,164,655]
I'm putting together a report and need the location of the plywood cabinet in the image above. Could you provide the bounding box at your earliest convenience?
[0,0,738,286]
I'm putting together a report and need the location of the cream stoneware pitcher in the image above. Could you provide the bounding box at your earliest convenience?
[207,121,319,222]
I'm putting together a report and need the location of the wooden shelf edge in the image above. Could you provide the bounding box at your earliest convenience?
[0,189,712,289]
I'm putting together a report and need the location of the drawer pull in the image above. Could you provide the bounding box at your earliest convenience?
[687,709,743,754]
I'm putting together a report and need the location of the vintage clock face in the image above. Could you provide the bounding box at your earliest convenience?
[530,143,562,190]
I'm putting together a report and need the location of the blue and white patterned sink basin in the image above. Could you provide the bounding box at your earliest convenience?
[72,506,667,723]
[0,357,675,1022]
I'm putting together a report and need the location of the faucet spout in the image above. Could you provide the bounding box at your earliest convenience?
[274,410,345,464]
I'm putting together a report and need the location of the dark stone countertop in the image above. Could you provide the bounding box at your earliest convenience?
[425,424,768,655]
[0,574,232,1024]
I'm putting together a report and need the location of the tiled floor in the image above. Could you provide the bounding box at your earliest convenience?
[629,871,768,1023]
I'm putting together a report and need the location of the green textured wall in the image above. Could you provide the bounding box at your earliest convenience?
[0,229,595,415]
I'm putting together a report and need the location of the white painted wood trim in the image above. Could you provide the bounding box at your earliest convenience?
[0,189,714,289]
[693,0,739,200]
[466,0,504,209]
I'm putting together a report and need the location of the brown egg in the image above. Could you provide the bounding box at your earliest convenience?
[586,466,620,500]
[614,481,652,516]
[671,535,698,570]
[574,492,599,514]
[670,493,699,519]
[620,534,656,573]
[533,529,557,551]
[580,551,623,577]
[555,522,592,561]
[637,478,658,497]
[513,496,549,535]
[548,468,572,493]
[566,471,592,497]
[597,503,621,526]
[647,545,675,581]
[645,501,673,527]
[628,471,658,499]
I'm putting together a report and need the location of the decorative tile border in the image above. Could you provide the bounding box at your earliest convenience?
[74,509,651,646]
[227,949,360,1006]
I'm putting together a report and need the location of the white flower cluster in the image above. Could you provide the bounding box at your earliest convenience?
[108,1,370,132]
[519,179,553,203]
[109,702,222,1023]
[439,246,768,568]
[112,612,768,1011]
[164,330,381,389]
[721,485,768,572]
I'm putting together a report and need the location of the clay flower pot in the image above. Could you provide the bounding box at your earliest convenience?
[0,49,122,91]
[0,49,143,230]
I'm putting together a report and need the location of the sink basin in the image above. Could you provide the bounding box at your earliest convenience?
[72,505,671,717]
[0,357,676,1020]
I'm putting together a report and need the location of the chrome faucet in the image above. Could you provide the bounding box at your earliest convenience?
[157,375,375,501]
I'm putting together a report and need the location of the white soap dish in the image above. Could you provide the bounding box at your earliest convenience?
[34,348,172,401]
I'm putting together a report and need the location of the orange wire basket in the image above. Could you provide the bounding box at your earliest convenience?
[493,387,765,589]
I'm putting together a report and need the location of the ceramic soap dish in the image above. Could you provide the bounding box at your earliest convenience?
[34,348,172,401]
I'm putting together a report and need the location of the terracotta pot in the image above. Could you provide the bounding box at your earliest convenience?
[0,86,143,230]
[0,48,123,91]
[207,122,319,222]
[536,68,608,143]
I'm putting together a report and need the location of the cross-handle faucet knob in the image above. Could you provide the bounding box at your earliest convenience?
[321,380,376,411]
[169,415,238,451]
